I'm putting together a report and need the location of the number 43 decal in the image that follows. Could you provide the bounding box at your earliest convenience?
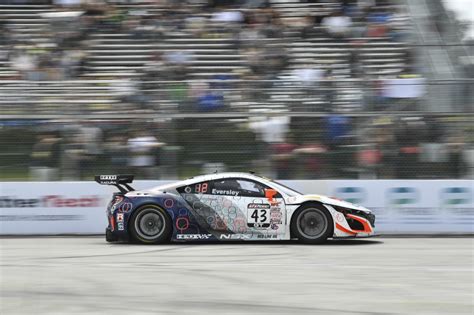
[251,209,267,222]
[248,209,270,228]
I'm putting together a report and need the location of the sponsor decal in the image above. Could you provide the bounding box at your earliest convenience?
[440,187,472,206]
[116,213,124,222]
[268,201,283,226]
[219,234,251,240]
[0,196,101,208]
[211,189,239,196]
[250,222,270,228]
[117,222,124,231]
[176,234,212,240]
[387,187,418,206]
[248,203,271,209]
[335,187,366,204]
[257,234,278,239]
[247,203,271,228]
[98,175,118,184]
[270,209,282,223]
[100,175,117,180]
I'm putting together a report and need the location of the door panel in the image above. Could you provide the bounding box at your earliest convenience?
[177,178,286,239]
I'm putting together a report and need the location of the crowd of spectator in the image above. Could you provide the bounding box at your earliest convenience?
[272,115,472,180]
[0,1,471,181]
[29,123,166,181]
[0,0,430,114]
[22,115,473,181]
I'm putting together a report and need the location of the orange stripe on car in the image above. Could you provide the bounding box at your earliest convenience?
[346,214,373,233]
[335,223,357,235]
[110,216,115,232]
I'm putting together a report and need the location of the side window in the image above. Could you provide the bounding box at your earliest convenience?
[236,179,266,197]
[177,178,282,198]
[210,178,269,198]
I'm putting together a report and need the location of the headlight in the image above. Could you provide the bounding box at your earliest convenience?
[333,206,375,227]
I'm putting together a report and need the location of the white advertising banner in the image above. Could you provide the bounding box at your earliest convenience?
[0,181,171,235]
[327,180,474,234]
[0,180,472,235]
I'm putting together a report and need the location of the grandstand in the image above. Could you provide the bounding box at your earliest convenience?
[0,0,472,181]
[0,0,432,115]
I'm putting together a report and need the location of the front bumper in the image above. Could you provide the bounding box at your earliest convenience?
[324,205,376,238]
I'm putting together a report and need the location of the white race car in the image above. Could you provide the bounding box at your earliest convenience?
[96,172,375,244]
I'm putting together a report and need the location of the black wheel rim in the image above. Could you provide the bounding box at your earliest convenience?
[135,209,165,240]
[297,208,327,239]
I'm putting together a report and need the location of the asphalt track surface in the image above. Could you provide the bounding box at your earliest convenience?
[0,237,472,315]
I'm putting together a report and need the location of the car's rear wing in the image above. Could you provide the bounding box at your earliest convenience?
[94,175,135,193]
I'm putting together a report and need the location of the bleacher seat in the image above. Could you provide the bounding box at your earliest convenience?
[0,0,413,114]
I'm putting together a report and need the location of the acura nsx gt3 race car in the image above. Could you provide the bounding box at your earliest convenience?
[95,172,375,244]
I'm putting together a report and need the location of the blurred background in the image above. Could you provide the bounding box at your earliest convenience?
[0,0,472,181]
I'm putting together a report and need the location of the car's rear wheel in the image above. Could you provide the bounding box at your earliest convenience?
[130,205,172,244]
[291,204,333,244]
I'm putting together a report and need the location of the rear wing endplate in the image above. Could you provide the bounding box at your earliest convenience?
[94,175,135,193]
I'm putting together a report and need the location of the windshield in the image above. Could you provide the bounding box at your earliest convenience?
[269,180,303,197]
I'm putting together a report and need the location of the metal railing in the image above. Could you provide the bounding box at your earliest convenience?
[0,79,472,118]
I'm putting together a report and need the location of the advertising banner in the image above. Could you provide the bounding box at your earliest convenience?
[328,180,474,234]
[0,181,171,235]
[0,180,472,235]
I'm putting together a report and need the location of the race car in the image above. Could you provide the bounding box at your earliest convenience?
[95,172,375,244]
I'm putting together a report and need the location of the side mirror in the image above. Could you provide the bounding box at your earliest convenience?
[264,189,278,202]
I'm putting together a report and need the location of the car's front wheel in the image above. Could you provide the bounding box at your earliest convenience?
[129,205,172,244]
[291,204,333,244]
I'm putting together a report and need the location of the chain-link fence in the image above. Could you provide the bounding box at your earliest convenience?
[1,0,473,181]
[1,111,473,181]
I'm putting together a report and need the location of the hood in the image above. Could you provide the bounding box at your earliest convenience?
[285,194,371,213]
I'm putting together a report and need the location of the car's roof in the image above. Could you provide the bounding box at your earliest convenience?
[186,172,266,182]
[148,172,271,193]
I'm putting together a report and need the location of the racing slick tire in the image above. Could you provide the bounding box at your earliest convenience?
[291,204,333,244]
[129,205,172,244]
